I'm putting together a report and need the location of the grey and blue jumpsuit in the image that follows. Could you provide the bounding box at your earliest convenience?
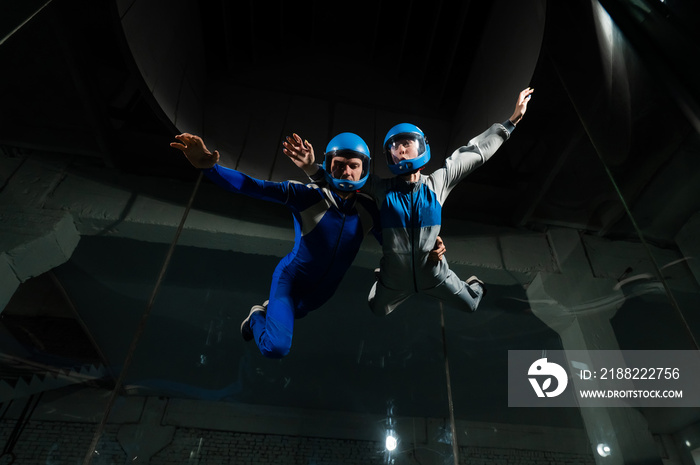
[355,121,514,315]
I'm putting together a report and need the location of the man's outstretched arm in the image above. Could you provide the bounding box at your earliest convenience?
[476,86,534,159]
[437,87,535,195]
[170,133,295,204]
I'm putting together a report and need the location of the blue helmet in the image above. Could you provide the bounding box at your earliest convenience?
[322,132,371,191]
[383,123,430,175]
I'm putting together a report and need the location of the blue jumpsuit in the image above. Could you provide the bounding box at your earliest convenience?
[203,164,379,358]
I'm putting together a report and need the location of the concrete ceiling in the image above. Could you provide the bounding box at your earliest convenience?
[2,0,700,441]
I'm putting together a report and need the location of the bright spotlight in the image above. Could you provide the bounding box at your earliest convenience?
[385,434,397,451]
[596,443,611,457]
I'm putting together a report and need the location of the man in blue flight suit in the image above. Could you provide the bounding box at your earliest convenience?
[171,132,381,358]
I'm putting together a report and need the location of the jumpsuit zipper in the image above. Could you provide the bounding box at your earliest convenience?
[326,212,346,278]
[308,198,348,293]
[410,186,418,293]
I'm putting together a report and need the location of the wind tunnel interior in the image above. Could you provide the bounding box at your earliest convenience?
[1,0,700,464]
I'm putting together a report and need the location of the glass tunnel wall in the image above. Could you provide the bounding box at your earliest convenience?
[2,2,700,465]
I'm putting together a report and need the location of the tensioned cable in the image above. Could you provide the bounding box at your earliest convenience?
[0,0,53,47]
[1,394,43,463]
[82,172,203,465]
[439,303,459,465]
[597,160,699,350]
[555,66,699,351]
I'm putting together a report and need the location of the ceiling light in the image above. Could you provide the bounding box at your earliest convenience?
[386,434,397,451]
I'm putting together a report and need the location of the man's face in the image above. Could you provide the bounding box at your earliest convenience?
[330,156,363,181]
[389,138,420,163]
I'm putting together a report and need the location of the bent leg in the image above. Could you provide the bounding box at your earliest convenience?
[251,270,295,358]
[424,270,484,312]
[250,299,294,358]
[368,280,412,316]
